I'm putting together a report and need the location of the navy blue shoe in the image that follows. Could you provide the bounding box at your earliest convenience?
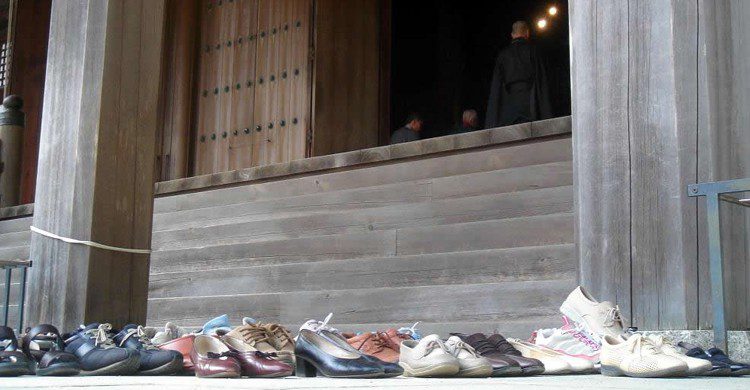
[113,324,182,375]
[679,342,733,376]
[704,347,750,376]
[63,323,140,376]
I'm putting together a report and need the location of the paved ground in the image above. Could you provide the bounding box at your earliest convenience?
[0,375,748,389]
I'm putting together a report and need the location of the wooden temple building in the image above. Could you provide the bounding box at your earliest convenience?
[0,0,746,349]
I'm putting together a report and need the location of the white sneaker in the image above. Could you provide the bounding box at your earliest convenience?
[443,336,493,377]
[399,334,460,377]
[507,338,572,374]
[532,326,601,362]
[560,286,625,341]
[510,338,594,374]
[600,334,688,378]
[647,335,711,376]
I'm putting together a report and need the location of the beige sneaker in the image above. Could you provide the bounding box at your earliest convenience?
[509,338,593,374]
[647,335,711,376]
[600,334,688,377]
[399,334,460,377]
[560,286,625,341]
[444,336,492,377]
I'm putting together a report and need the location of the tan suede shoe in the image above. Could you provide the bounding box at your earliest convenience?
[263,323,296,367]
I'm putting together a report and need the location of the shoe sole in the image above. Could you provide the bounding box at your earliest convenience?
[138,355,183,376]
[456,365,493,378]
[491,365,523,377]
[601,364,687,378]
[197,371,241,378]
[731,368,750,376]
[296,356,383,378]
[521,365,546,376]
[80,354,141,376]
[35,362,81,377]
[399,361,460,377]
[702,367,732,376]
[0,363,32,377]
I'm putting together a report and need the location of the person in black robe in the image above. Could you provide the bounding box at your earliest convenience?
[390,113,423,144]
[485,21,553,128]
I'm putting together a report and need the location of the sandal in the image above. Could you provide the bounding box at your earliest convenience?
[0,326,32,376]
[22,324,80,376]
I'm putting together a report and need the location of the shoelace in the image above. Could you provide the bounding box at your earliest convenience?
[420,339,447,358]
[265,324,293,349]
[238,325,272,345]
[302,313,341,335]
[491,337,517,354]
[603,306,623,327]
[628,334,658,356]
[469,338,497,355]
[378,331,404,350]
[119,325,158,350]
[397,322,422,340]
[445,339,480,358]
[84,324,115,349]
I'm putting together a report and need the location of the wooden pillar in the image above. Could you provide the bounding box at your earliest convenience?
[25,0,166,331]
[0,95,24,207]
[571,0,750,331]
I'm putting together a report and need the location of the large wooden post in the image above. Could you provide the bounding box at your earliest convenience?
[25,0,166,331]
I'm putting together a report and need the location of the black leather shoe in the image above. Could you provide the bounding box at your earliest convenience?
[113,324,182,375]
[295,329,384,378]
[705,348,750,376]
[451,333,524,376]
[680,342,747,376]
[64,323,140,376]
[315,329,403,377]
[22,324,80,376]
[0,326,32,377]
[487,334,545,375]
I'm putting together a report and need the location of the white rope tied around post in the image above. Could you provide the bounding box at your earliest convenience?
[30,226,151,254]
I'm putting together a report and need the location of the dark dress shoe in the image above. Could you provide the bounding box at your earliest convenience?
[487,334,545,375]
[295,329,384,378]
[190,335,241,378]
[222,334,294,377]
[63,323,140,376]
[21,324,80,376]
[450,333,522,376]
[0,326,32,376]
[679,342,746,376]
[317,329,403,377]
[113,324,183,376]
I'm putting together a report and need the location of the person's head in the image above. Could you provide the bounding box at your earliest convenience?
[405,113,423,132]
[462,109,478,129]
[511,21,530,40]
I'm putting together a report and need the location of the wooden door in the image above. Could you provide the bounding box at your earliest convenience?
[193,0,311,174]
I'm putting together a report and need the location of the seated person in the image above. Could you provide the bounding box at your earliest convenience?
[452,109,479,134]
[390,113,423,144]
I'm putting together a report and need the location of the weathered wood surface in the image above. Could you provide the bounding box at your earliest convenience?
[569,0,632,323]
[147,135,575,333]
[25,0,166,330]
[571,0,749,330]
[154,116,571,197]
[696,0,750,329]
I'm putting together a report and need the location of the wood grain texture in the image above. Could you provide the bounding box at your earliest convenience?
[25,0,165,330]
[311,0,380,157]
[570,0,632,324]
[696,0,750,330]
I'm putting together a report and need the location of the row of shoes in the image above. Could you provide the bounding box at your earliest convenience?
[540,285,750,378]
[0,323,183,377]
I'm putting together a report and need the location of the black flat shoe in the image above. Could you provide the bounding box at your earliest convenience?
[22,324,80,376]
[295,329,384,378]
[705,347,750,376]
[64,323,140,376]
[0,326,32,377]
[113,324,182,376]
[315,329,403,377]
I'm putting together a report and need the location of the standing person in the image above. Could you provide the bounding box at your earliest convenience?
[452,109,480,134]
[485,21,552,128]
[390,113,423,144]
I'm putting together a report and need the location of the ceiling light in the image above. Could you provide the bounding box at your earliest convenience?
[537,19,548,29]
[549,6,558,16]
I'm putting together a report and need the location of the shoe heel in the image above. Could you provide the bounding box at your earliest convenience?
[295,357,317,377]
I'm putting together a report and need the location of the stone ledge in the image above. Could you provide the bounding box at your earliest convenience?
[155,116,572,196]
[0,203,33,220]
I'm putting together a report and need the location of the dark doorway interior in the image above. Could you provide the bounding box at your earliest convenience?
[390,0,570,139]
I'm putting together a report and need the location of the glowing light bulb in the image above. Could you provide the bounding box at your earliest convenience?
[549,6,558,16]
[537,19,547,29]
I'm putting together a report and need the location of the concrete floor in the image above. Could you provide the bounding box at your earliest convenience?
[0,375,748,389]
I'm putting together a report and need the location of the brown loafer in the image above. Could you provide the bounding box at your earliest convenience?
[190,335,240,378]
[156,334,196,373]
[222,335,293,377]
